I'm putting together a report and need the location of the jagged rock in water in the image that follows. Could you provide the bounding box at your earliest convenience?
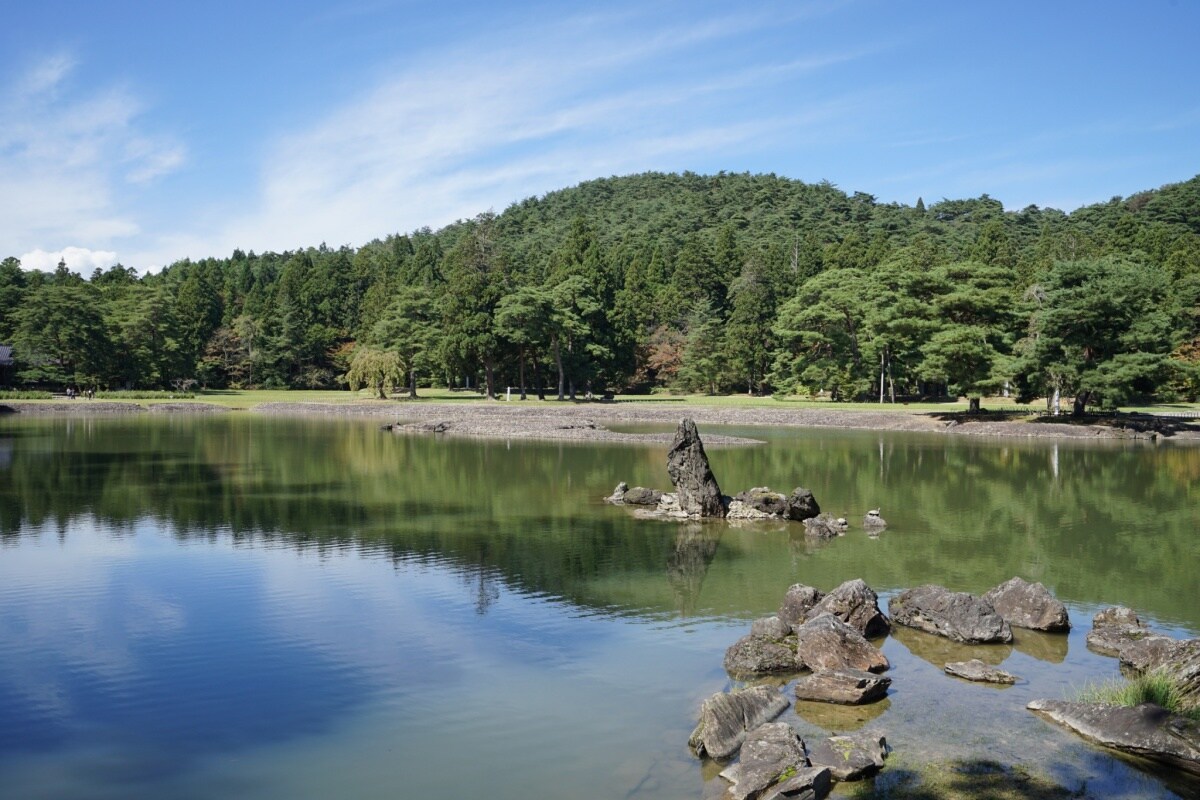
[795,613,889,674]
[944,659,1018,684]
[622,486,663,505]
[407,420,451,433]
[688,686,791,760]
[787,487,821,521]
[794,669,891,705]
[803,514,847,538]
[666,418,726,518]
[752,615,793,639]
[806,579,890,639]
[779,584,825,631]
[889,584,1013,644]
[983,577,1070,632]
[718,723,828,800]
[725,633,800,677]
[862,509,887,530]
[1086,606,1173,661]
[606,482,628,503]
[1028,699,1200,776]
[1119,636,1181,674]
[806,732,889,781]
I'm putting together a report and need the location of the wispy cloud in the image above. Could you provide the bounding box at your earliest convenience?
[209,10,873,258]
[0,53,186,265]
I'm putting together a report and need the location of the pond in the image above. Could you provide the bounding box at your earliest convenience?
[1,415,1198,799]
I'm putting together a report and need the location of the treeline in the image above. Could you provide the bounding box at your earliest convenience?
[2,171,1199,409]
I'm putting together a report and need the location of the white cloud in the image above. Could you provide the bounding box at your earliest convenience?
[19,246,120,273]
[0,53,185,262]
[209,12,871,256]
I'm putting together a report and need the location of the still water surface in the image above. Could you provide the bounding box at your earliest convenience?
[1,415,1198,799]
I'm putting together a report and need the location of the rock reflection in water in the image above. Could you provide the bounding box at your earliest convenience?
[666,524,721,615]
[1011,627,1069,664]
[792,696,891,733]
[889,625,1013,668]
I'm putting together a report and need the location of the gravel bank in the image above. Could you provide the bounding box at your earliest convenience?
[5,399,1195,444]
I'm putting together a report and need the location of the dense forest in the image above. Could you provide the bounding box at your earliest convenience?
[2,171,1199,411]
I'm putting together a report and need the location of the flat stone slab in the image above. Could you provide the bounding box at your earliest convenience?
[795,613,889,674]
[944,659,1018,684]
[1028,699,1200,776]
[806,732,888,781]
[689,686,791,759]
[890,584,1013,644]
[983,576,1070,632]
[794,668,891,705]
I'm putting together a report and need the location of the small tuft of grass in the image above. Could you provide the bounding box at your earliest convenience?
[1075,668,1200,720]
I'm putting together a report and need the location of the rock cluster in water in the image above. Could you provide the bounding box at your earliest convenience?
[688,575,1115,796]
[608,419,890,535]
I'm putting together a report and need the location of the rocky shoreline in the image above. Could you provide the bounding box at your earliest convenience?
[5,399,1195,444]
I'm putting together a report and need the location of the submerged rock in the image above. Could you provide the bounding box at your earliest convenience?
[689,686,791,760]
[718,723,828,800]
[1028,699,1200,776]
[794,668,891,705]
[889,584,1013,644]
[983,577,1070,632]
[666,418,726,518]
[944,659,1018,684]
[806,732,889,781]
[795,613,889,674]
[806,579,890,639]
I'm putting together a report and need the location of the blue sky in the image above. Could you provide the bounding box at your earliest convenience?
[2,0,1198,273]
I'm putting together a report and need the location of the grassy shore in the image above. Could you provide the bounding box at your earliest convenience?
[0,387,1085,414]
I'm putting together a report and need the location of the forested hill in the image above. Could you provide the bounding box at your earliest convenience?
[3,171,1200,409]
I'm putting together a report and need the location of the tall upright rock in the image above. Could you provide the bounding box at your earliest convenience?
[666,418,726,518]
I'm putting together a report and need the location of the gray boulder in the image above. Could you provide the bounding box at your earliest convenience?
[1085,606,1175,666]
[795,613,889,674]
[622,486,663,505]
[806,579,890,638]
[666,418,726,518]
[733,487,790,517]
[806,732,888,781]
[1158,638,1200,712]
[689,686,791,760]
[803,514,848,538]
[1028,699,1200,776]
[759,767,831,800]
[944,659,1018,684]
[752,615,793,640]
[787,488,821,521]
[983,577,1070,632]
[862,509,887,530]
[779,584,824,631]
[606,482,628,502]
[889,584,1013,644]
[725,633,799,677]
[718,723,826,800]
[794,668,891,705]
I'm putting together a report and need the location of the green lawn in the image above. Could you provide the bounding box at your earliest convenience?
[5,387,1198,416]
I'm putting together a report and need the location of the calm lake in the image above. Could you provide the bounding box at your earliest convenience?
[1,414,1198,799]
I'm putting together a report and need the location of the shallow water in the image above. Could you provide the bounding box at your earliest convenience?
[1,415,1198,799]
